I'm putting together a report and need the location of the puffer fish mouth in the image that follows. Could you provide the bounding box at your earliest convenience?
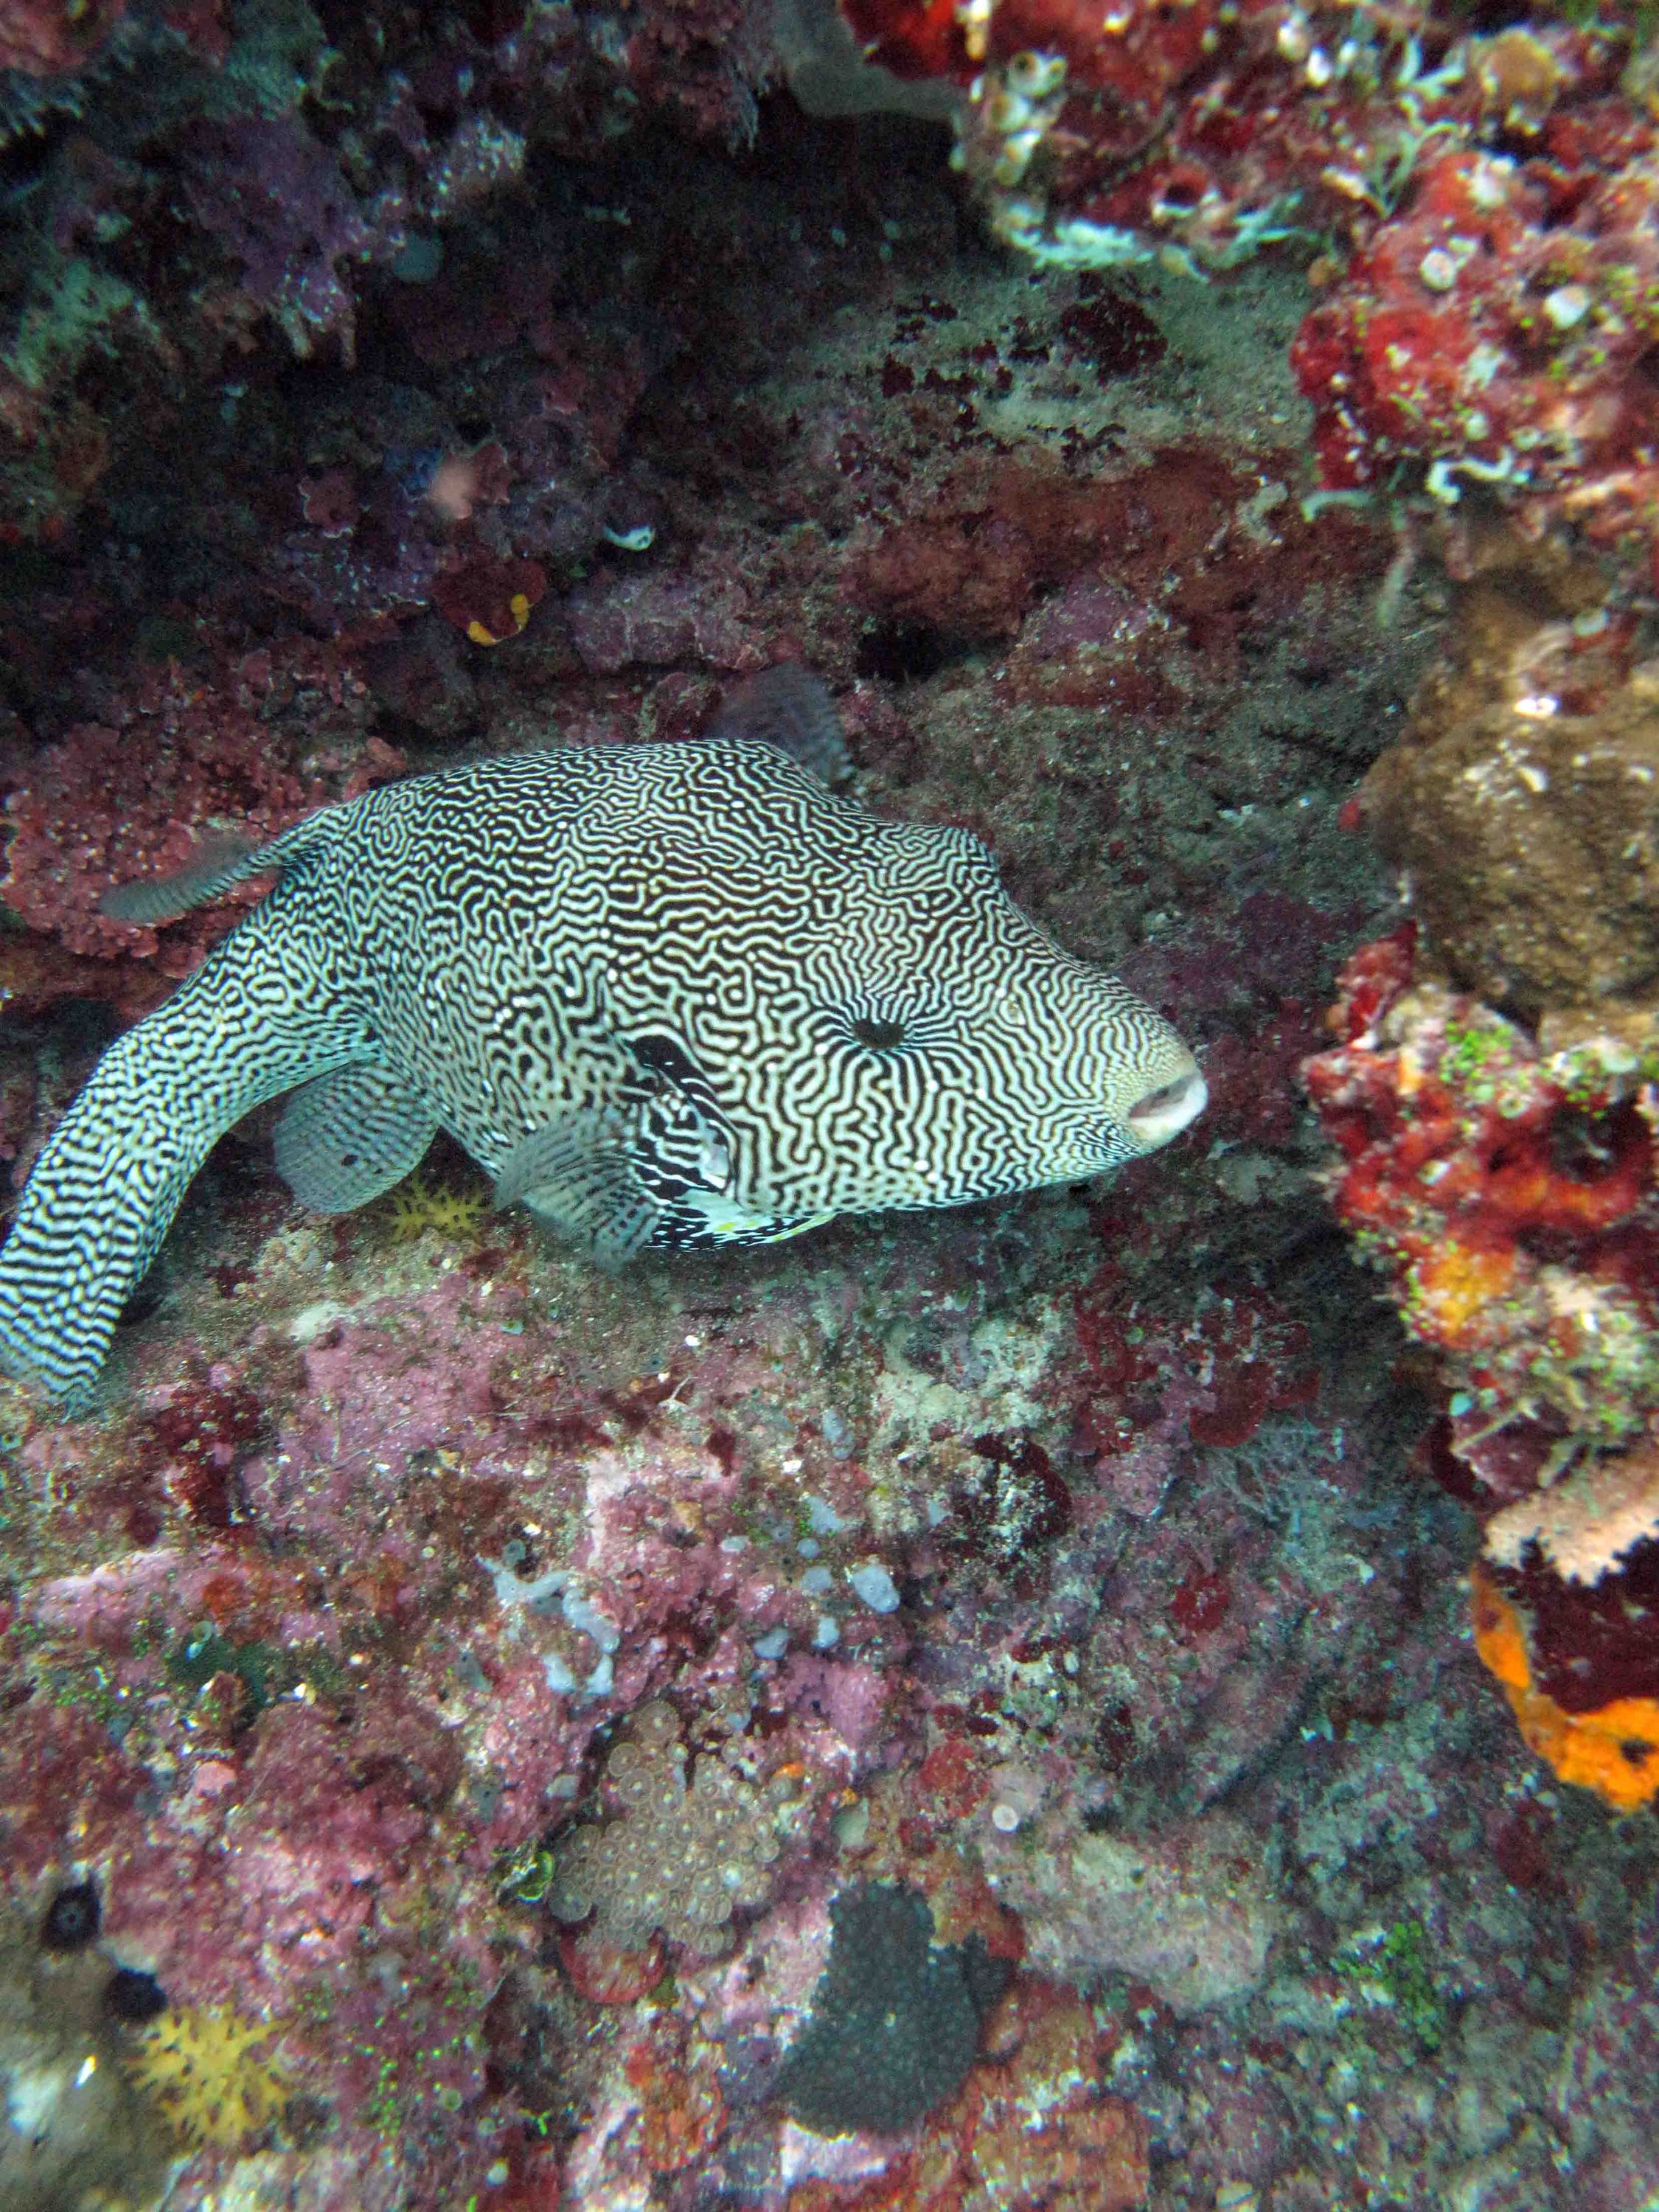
[1124,1062,1208,1147]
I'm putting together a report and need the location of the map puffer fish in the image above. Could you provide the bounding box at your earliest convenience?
[0,667,1206,1406]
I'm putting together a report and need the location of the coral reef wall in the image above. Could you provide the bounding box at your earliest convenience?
[1304,532,1659,1823]
[2,4,1659,2211]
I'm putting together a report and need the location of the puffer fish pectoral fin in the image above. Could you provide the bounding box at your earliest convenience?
[100,835,271,925]
[274,1063,441,1213]
[0,908,372,1408]
[709,663,852,785]
[493,1111,658,1263]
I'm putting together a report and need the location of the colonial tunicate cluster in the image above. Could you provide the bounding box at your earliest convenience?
[772,1882,1007,2135]
[546,1701,799,1954]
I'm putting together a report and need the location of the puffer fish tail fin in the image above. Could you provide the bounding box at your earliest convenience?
[0,1094,202,1409]
[710,664,853,785]
[0,908,369,1408]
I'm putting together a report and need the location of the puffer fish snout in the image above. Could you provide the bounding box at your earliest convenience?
[1124,1054,1208,1150]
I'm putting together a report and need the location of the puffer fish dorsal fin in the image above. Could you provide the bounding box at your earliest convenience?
[709,664,852,785]
[101,833,274,926]
[493,1108,658,1264]
[274,1063,441,1214]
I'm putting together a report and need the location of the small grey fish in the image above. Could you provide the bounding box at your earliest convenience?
[0,665,1205,1405]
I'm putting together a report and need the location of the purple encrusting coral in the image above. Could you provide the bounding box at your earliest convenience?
[1,3,1658,2209]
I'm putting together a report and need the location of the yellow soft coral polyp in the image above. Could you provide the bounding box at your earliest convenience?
[380,1170,487,1245]
[1471,1565,1659,1814]
[127,2006,291,2149]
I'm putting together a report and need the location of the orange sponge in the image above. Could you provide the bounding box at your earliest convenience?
[1472,1565,1659,1814]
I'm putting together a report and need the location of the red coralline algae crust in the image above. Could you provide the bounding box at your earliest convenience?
[1294,119,1659,568]
[851,2,1623,260]
[624,0,776,142]
[1304,928,1659,1806]
[566,557,765,675]
[4,13,1648,2197]
[0,1682,509,2194]
[0,0,762,545]
[842,2,1659,578]
[1302,929,1656,1408]
[0,1256,913,2203]
[181,116,391,363]
[1066,1251,1318,1484]
[0,1048,1553,2205]
[845,446,1385,706]
[0,644,403,1011]
[432,552,548,646]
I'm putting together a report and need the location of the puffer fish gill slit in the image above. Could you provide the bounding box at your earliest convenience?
[0,667,1206,1405]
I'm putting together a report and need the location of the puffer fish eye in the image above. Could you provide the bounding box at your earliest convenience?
[830,992,958,1057]
[848,1015,908,1051]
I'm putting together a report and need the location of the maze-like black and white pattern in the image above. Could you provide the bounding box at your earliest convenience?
[0,724,1200,1402]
